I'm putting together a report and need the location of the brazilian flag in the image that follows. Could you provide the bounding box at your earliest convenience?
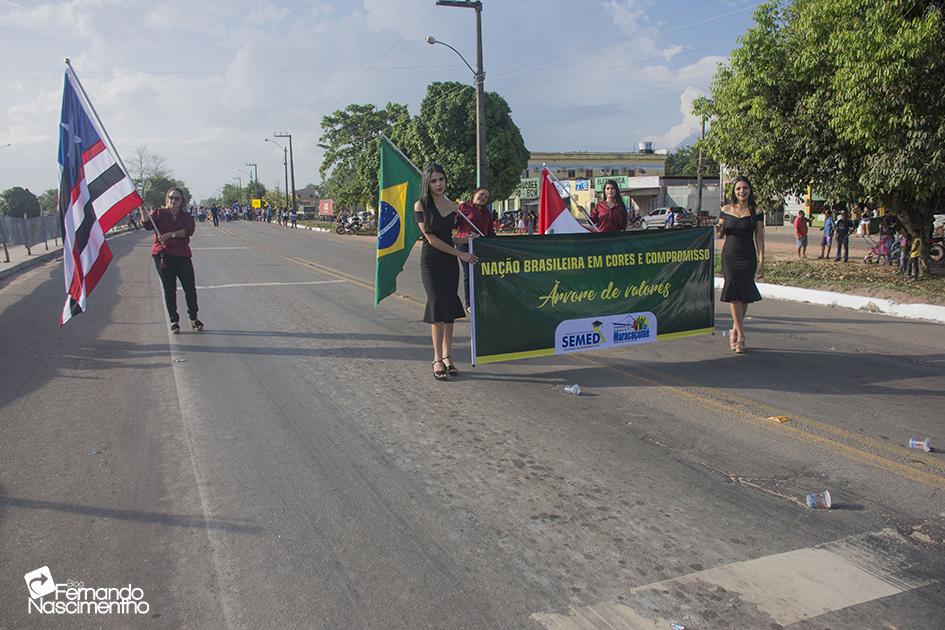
[375,136,422,305]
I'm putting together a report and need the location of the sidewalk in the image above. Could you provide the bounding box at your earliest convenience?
[0,240,64,283]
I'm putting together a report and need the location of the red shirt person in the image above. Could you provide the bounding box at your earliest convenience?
[590,179,629,232]
[140,187,203,334]
[454,186,494,310]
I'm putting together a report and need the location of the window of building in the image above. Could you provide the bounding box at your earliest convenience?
[568,169,576,178]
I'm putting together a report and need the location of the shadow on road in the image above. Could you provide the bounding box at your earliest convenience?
[0,494,261,534]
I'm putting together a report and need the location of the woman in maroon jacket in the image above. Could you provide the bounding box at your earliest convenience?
[139,187,203,334]
[455,186,495,311]
[590,179,629,232]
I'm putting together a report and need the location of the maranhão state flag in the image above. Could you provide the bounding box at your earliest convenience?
[537,167,593,235]
[57,62,143,326]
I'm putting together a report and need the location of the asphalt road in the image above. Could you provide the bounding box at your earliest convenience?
[1,221,943,629]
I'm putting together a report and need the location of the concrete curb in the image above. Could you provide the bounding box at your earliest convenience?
[714,277,945,324]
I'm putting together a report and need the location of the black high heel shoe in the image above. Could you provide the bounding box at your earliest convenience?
[442,355,459,376]
[432,359,448,381]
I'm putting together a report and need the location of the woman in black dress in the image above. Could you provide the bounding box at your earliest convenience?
[414,164,479,381]
[716,176,765,353]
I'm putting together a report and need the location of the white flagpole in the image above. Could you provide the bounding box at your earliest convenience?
[469,235,477,367]
[63,58,156,235]
[456,207,485,237]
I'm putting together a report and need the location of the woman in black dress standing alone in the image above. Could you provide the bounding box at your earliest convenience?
[414,164,478,380]
[716,176,765,353]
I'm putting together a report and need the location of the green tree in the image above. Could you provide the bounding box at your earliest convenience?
[245,180,266,201]
[664,145,719,178]
[396,81,529,200]
[0,187,41,218]
[318,102,411,208]
[264,186,286,209]
[220,183,242,207]
[38,188,58,215]
[703,0,945,272]
[142,175,190,209]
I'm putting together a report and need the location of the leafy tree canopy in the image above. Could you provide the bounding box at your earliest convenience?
[38,188,58,215]
[396,81,529,201]
[703,0,945,251]
[0,187,41,218]
[664,144,720,178]
[318,102,411,209]
[245,180,266,201]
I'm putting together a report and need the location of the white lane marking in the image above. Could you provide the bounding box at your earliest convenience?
[533,529,934,629]
[191,247,250,250]
[165,330,237,628]
[186,280,346,290]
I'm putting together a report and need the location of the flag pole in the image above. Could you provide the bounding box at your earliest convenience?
[62,59,155,234]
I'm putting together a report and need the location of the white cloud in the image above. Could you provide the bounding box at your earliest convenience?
[650,86,705,149]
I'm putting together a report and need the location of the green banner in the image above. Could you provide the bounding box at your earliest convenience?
[470,228,715,364]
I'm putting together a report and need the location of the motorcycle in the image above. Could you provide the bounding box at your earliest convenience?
[335,216,363,235]
[930,235,944,263]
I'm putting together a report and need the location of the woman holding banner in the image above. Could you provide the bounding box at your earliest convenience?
[414,164,478,381]
[590,180,629,232]
[455,186,494,311]
[716,176,764,353]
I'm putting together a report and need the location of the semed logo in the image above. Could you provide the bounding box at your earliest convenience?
[555,312,657,355]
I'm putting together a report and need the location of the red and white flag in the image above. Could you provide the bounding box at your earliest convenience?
[537,167,592,235]
[57,65,142,326]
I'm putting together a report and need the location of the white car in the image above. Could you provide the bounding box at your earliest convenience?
[641,207,696,230]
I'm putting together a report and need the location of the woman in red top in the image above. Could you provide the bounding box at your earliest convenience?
[590,180,629,232]
[139,187,203,334]
[455,186,495,311]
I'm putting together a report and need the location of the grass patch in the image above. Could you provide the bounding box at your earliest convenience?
[715,256,945,305]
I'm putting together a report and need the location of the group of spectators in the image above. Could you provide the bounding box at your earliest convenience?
[792,209,925,280]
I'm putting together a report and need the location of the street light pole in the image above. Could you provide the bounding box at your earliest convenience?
[431,0,486,186]
[233,176,242,205]
[696,115,705,217]
[265,138,290,211]
[274,132,296,214]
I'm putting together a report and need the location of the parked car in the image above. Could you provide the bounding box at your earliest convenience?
[641,207,696,229]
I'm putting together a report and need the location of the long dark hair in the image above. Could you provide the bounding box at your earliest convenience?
[602,179,626,212]
[730,176,757,214]
[419,163,447,225]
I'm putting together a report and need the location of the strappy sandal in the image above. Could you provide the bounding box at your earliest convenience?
[170,322,180,334]
[734,335,746,354]
[442,355,459,376]
[729,328,738,351]
[432,359,448,381]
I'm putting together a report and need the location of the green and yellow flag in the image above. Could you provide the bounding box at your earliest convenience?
[375,136,422,305]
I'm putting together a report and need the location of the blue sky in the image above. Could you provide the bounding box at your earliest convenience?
[0,0,760,200]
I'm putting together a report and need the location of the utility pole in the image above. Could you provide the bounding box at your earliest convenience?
[245,162,258,184]
[265,138,290,211]
[696,115,705,218]
[233,176,242,205]
[274,132,296,214]
[435,1,486,186]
